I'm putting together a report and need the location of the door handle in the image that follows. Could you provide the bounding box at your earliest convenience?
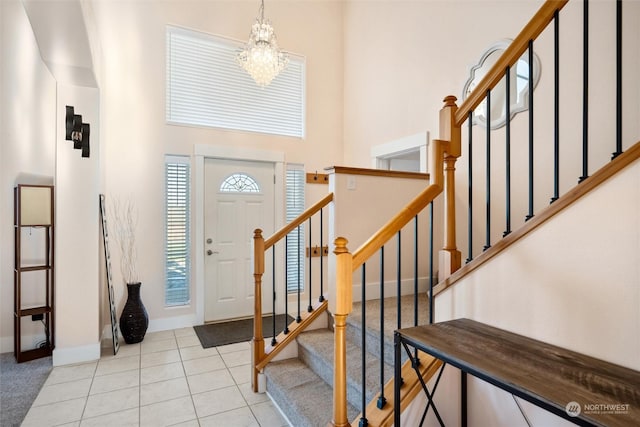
[207,249,219,256]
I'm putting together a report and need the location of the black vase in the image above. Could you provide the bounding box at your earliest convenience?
[119,282,149,344]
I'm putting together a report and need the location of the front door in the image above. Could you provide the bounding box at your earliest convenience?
[204,158,275,322]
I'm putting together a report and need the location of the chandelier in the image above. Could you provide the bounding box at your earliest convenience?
[236,0,289,87]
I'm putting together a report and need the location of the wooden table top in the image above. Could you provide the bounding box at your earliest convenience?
[397,319,640,427]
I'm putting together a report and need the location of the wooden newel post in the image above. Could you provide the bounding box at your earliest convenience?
[252,229,265,392]
[330,237,352,427]
[439,95,462,281]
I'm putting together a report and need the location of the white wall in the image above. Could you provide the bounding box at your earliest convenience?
[1,0,102,364]
[430,158,640,426]
[328,170,441,313]
[90,0,345,329]
[342,0,542,167]
[343,0,640,262]
[53,84,101,365]
[456,0,640,260]
[0,0,56,353]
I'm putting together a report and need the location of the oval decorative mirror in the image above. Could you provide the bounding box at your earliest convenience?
[462,39,541,129]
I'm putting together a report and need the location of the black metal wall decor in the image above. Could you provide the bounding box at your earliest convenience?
[65,105,90,158]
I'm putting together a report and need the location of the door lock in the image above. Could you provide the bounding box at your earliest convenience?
[206,238,213,244]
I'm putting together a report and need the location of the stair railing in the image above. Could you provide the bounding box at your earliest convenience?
[366,0,635,424]
[332,0,640,421]
[252,192,333,392]
[330,98,459,427]
[438,0,632,288]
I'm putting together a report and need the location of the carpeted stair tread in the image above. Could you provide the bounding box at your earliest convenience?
[297,328,393,409]
[348,293,429,364]
[265,358,358,427]
[264,294,430,425]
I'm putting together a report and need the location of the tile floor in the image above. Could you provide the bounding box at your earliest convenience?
[22,327,289,427]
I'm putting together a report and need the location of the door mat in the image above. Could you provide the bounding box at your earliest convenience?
[194,314,294,348]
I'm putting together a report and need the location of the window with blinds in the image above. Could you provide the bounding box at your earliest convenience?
[166,25,306,138]
[165,156,191,306]
[286,166,305,293]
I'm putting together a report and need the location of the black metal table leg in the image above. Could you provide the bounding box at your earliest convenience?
[400,340,446,426]
[461,371,467,427]
[394,331,402,427]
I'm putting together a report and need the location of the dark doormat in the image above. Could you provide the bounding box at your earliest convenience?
[194,314,294,348]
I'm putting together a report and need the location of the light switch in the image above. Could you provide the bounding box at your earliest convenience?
[347,176,357,190]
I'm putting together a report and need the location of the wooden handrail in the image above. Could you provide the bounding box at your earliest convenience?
[264,192,334,249]
[252,192,333,392]
[434,140,640,298]
[455,0,569,127]
[351,184,442,270]
[256,300,328,372]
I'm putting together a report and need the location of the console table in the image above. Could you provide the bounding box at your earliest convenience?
[394,318,640,426]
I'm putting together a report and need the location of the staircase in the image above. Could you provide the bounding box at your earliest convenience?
[251,1,640,425]
[265,294,429,427]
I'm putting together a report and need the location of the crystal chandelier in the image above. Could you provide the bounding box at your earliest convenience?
[236,0,289,87]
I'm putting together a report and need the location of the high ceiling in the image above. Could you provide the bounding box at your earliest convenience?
[22,0,96,87]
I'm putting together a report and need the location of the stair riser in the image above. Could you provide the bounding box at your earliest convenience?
[346,318,407,366]
[264,358,360,427]
[297,339,365,408]
[297,329,395,410]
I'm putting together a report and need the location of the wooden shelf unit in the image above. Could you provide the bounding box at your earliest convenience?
[14,184,55,363]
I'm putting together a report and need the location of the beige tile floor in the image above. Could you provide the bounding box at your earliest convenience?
[22,327,289,427]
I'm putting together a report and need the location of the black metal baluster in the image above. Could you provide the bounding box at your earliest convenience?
[613,0,623,160]
[271,247,277,346]
[413,216,419,361]
[467,112,473,263]
[284,235,289,334]
[308,217,313,312]
[296,225,302,323]
[504,65,512,237]
[429,202,434,325]
[359,264,368,427]
[579,0,589,183]
[552,12,560,204]
[397,231,401,330]
[413,216,418,328]
[526,40,535,220]
[319,208,325,302]
[484,89,491,251]
[377,246,386,409]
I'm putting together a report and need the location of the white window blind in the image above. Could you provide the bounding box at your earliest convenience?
[165,156,191,306]
[286,166,305,293]
[166,26,305,138]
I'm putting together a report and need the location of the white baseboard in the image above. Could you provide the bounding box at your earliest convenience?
[148,313,198,333]
[101,313,199,342]
[0,335,12,354]
[0,333,49,354]
[52,342,101,366]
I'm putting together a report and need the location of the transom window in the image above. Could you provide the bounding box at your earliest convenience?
[219,173,261,193]
[166,25,306,138]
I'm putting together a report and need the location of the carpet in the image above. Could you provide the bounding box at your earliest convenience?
[194,314,293,348]
[0,353,52,427]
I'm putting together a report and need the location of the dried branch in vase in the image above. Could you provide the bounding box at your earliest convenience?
[109,197,139,284]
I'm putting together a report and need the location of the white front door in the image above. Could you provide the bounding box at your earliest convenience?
[204,158,275,322]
